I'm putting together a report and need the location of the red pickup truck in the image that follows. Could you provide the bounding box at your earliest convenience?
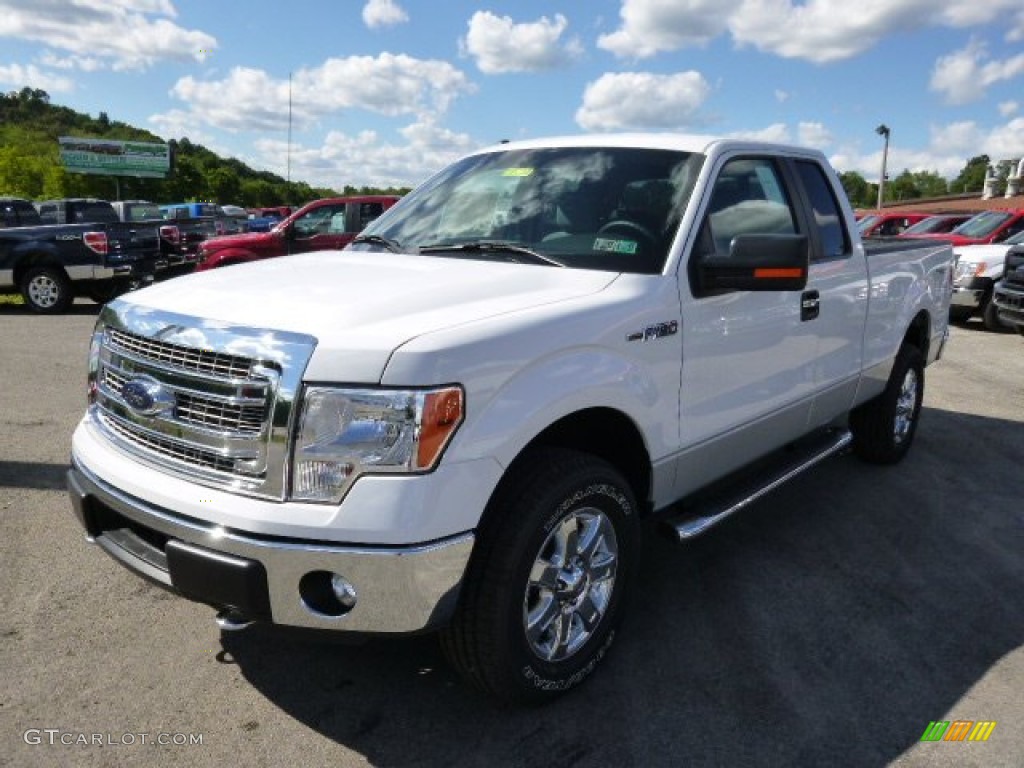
[195,196,399,271]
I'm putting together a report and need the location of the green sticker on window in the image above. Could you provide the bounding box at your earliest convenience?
[593,237,638,254]
[501,168,534,177]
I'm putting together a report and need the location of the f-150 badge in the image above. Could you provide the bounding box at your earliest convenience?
[626,321,678,342]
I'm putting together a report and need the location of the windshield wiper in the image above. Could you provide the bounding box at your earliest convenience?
[418,241,565,268]
[350,234,403,253]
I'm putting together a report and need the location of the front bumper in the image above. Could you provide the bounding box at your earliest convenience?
[950,276,993,309]
[67,460,473,633]
[993,284,1024,330]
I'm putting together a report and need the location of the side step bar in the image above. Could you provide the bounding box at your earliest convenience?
[661,428,853,542]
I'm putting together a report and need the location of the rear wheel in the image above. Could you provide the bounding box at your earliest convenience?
[850,344,924,464]
[441,448,639,704]
[20,266,72,314]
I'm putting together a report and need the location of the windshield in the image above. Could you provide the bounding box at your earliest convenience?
[354,146,704,274]
[857,215,880,233]
[952,211,1011,238]
[126,203,161,221]
[901,215,963,235]
[73,203,118,224]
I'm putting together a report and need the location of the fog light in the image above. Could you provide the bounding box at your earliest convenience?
[299,570,357,617]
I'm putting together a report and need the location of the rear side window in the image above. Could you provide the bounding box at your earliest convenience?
[795,160,850,259]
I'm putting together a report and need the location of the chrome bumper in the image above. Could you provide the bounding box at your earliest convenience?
[950,285,984,309]
[67,460,473,633]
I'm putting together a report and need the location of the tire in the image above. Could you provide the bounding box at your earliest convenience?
[86,281,124,305]
[981,297,1011,333]
[441,448,639,705]
[850,344,924,464]
[20,266,72,314]
[948,306,972,324]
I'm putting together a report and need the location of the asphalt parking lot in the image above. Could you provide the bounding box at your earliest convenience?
[1,300,1022,768]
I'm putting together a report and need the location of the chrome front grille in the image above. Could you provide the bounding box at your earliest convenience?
[100,411,237,473]
[108,327,254,379]
[88,304,317,499]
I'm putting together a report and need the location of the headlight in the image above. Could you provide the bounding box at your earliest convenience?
[290,385,464,503]
[954,260,984,282]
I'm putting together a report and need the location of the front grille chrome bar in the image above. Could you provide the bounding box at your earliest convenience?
[88,303,317,500]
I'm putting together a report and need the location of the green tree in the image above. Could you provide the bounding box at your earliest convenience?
[839,171,871,208]
[951,155,990,195]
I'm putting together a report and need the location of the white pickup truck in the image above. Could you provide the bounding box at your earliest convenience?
[949,231,1024,331]
[68,134,953,704]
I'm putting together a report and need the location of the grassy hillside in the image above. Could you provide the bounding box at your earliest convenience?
[0,88,406,205]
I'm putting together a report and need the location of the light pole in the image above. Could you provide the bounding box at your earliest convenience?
[876,124,890,210]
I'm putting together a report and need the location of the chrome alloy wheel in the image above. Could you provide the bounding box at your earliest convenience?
[893,367,919,445]
[27,274,61,308]
[523,507,618,662]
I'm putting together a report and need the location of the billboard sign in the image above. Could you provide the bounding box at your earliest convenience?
[59,136,170,178]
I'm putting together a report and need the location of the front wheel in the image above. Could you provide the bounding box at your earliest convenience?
[981,297,1011,333]
[850,344,924,464]
[441,448,639,704]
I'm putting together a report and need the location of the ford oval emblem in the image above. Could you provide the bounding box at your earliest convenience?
[120,377,174,416]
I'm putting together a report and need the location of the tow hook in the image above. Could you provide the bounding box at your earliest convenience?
[215,610,255,632]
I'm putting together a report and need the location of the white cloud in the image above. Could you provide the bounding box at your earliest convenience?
[575,71,711,131]
[798,121,833,149]
[827,118,1024,183]
[254,120,479,189]
[984,118,1024,159]
[461,12,581,74]
[0,0,216,71]
[362,0,408,29]
[998,101,1019,117]
[774,89,791,103]
[163,54,475,133]
[729,123,792,143]
[598,0,1024,64]
[0,62,73,92]
[930,40,1024,105]
[38,51,103,72]
[598,0,739,58]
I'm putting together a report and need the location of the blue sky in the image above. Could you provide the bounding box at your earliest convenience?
[1,0,1022,189]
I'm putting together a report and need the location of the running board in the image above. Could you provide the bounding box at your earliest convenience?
[661,429,853,542]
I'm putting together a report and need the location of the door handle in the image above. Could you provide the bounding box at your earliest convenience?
[801,290,820,321]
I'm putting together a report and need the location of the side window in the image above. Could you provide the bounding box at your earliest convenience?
[702,158,797,256]
[357,202,384,230]
[795,160,850,259]
[295,205,344,237]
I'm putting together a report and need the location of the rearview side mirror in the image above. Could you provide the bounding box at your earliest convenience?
[695,233,809,294]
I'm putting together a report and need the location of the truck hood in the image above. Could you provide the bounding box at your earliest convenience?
[952,243,1009,264]
[122,250,619,381]
[202,230,277,250]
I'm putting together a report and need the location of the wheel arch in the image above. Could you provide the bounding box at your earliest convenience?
[902,309,930,358]
[13,252,67,286]
[483,407,653,528]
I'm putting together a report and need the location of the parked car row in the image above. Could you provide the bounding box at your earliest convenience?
[1,193,401,313]
[858,208,1024,332]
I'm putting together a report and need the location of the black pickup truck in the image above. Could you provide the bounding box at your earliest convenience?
[992,245,1024,336]
[0,198,165,313]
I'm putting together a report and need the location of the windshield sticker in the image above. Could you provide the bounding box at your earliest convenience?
[501,168,535,177]
[593,237,638,254]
